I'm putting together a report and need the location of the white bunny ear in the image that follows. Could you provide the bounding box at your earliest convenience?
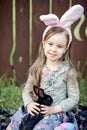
[39,14,59,26]
[60,4,84,27]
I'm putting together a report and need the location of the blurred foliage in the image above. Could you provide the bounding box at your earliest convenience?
[77,60,87,106]
[0,75,23,110]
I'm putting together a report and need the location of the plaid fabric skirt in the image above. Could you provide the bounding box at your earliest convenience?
[10,105,78,130]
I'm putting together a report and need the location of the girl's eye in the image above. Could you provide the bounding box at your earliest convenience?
[57,45,64,48]
[57,45,62,48]
[48,43,53,46]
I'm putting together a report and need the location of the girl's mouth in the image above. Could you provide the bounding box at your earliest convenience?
[49,53,57,57]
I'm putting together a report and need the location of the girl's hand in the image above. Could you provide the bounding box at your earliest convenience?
[40,105,54,116]
[40,104,63,116]
[27,102,40,116]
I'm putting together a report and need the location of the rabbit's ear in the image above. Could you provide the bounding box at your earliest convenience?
[39,14,59,26]
[38,89,44,97]
[33,85,44,97]
[33,85,39,95]
[60,4,84,27]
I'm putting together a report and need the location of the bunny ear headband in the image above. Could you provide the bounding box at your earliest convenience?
[39,4,84,45]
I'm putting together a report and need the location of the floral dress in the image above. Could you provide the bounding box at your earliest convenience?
[10,62,79,130]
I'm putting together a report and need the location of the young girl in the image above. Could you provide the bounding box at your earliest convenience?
[6,5,84,130]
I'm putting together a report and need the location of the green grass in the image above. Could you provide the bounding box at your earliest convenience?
[0,71,87,110]
[77,61,87,106]
[0,75,23,110]
[79,78,87,106]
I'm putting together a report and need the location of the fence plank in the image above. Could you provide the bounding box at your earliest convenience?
[72,0,87,72]
[15,0,29,84]
[52,0,70,17]
[0,0,12,77]
[32,0,49,63]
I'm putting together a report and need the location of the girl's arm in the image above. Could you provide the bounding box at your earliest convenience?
[22,75,40,115]
[59,68,80,112]
[22,75,34,107]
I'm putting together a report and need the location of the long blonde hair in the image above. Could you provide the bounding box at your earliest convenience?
[29,27,75,86]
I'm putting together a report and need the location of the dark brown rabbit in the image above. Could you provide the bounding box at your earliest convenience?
[19,85,53,130]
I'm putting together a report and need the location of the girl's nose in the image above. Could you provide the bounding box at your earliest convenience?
[51,46,57,51]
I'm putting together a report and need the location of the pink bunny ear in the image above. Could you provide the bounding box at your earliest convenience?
[60,4,84,27]
[39,4,84,45]
[39,14,59,26]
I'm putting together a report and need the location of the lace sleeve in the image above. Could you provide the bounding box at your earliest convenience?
[59,68,80,112]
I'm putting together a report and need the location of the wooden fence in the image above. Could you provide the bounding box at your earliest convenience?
[0,0,87,84]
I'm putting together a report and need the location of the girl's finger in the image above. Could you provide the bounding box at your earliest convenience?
[41,104,46,107]
[34,105,40,112]
[32,108,40,114]
[28,107,39,115]
[34,102,40,106]
[40,110,46,114]
[41,105,47,110]
[41,107,47,114]
[29,111,35,116]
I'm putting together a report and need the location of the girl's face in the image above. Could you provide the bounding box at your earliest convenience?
[43,32,68,63]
